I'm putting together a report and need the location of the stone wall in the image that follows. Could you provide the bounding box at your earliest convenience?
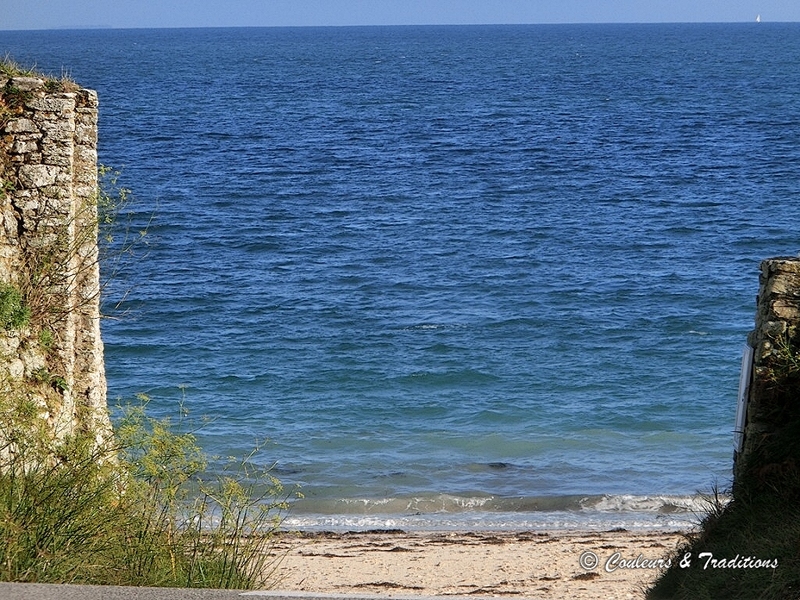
[0,75,110,445]
[734,257,800,495]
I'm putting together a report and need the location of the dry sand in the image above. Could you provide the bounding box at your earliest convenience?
[268,529,687,599]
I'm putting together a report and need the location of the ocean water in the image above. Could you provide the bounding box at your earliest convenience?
[3,23,800,530]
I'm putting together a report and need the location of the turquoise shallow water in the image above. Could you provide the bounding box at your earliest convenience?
[3,23,800,529]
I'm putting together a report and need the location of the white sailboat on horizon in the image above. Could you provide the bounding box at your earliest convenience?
[756,14,761,23]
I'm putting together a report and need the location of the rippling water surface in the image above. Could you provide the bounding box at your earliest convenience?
[4,23,800,529]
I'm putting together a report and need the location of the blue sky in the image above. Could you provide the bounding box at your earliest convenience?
[2,0,797,30]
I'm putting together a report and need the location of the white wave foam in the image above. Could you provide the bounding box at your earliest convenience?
[584,494,727,515]
[283,493,721,531]
[281,510,699,532]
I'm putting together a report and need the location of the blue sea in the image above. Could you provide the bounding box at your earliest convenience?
[3,23,800,530]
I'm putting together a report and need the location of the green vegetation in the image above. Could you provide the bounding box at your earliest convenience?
[2,85,33,111]
[648,489,800,599]
[0,56,35,126]
[0,396,290,588]
[0,54,77,90]
[0,284,30,331]
[1,56,77,128]
[0,55,39,79]
[37,329,54,352]
[96,164,151,299]
[648,334,800,600]
[30,368,68,393]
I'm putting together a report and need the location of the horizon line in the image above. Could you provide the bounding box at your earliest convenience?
[1,19,789,33]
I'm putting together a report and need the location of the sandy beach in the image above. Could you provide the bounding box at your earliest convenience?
[269,529,686,599]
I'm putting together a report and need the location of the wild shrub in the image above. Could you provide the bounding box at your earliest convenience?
[0,396,290,588]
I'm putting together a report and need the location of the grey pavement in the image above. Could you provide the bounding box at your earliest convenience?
[0,585,500,600]
[0,583,242,600]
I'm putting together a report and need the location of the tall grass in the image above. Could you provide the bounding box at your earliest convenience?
[647,487,800,600]
[648,333,800,599]
[0,396,290,588]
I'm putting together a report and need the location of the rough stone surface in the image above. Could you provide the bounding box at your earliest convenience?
[0,79,110,446]
[17,164,60,188]
[736,257,800,489]
[4,118,38,134]
[11,139,39,155]
[26,95,76,114]
[9,77,45,91]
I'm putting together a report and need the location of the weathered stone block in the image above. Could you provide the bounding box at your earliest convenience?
[11,139,39,154]
[25,231,59,248]
[11,187,34,202]
[7,358,24,379]
[763,274,800,297]
[27,96,75,114]
[0,333,21,356]
[38,120,75,142]
[76,89,98,109]
[18,164,60,188]
[74,145,97,168]
[54,172,72,187]
[20,346,46,377]
[10,77,45,91]
[38,193,71,214]
[0,207,20,240]
[74,185,96,199]
[763,320,787,337]
[75,121,97,147]
[4,118,38,134]
[42,139,73,161]
[772,300,800,321]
